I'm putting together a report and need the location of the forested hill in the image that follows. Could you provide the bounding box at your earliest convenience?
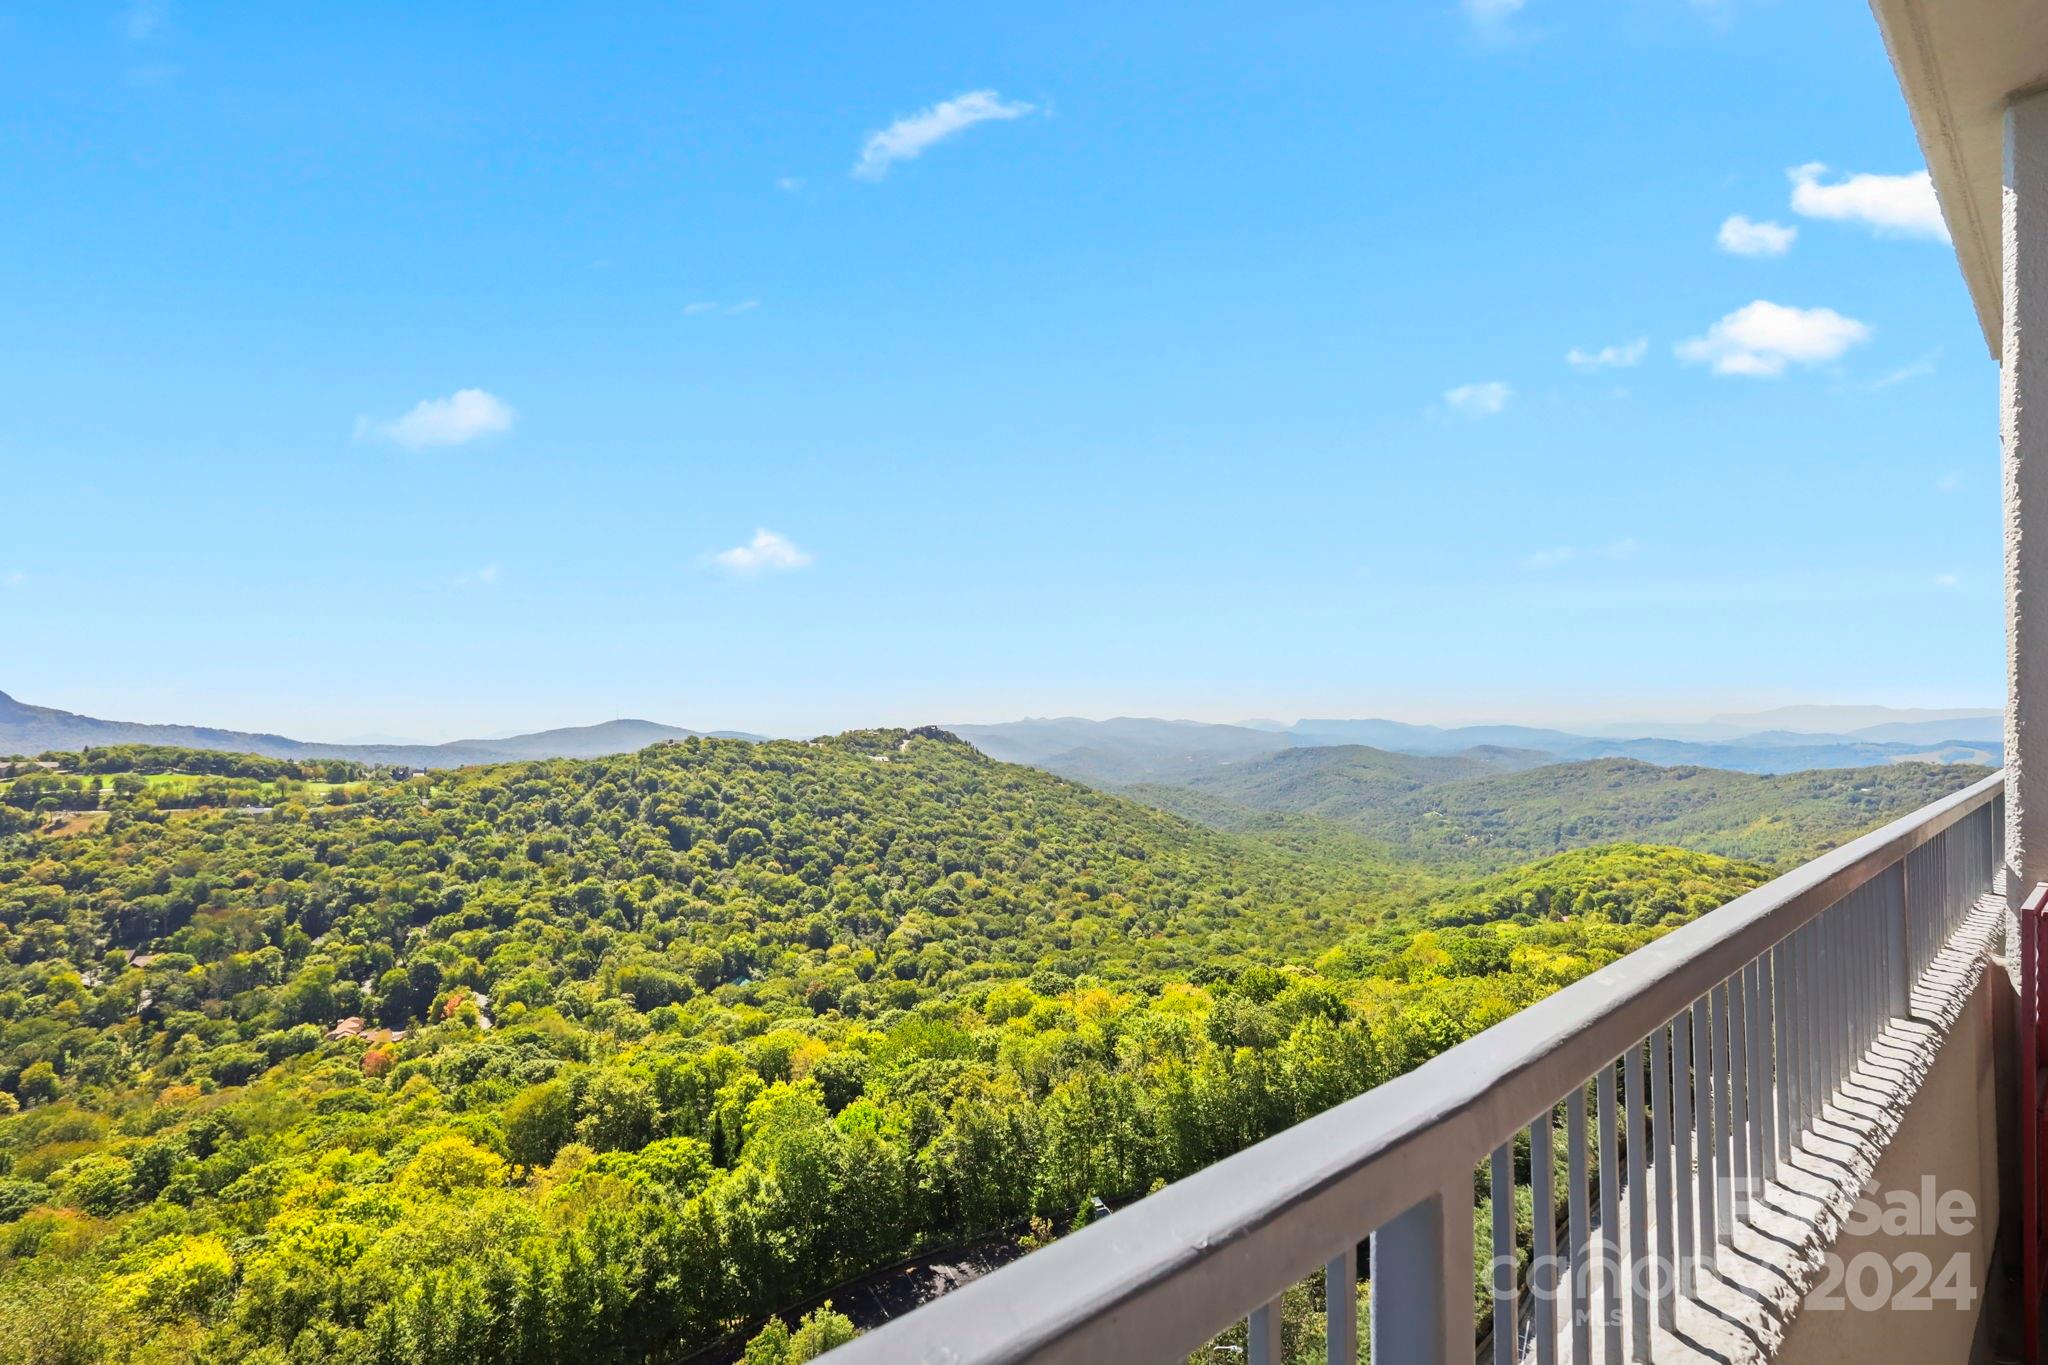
[0,689,760,769]
[1132,749,1989,871]
[0,733,1963,1362]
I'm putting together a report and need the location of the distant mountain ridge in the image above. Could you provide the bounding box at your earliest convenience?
[1132,747,1992,871]
[1708,704,2001,737]
[3,689,2005,778]
[947,709,2003,783]
[0,690,762,768]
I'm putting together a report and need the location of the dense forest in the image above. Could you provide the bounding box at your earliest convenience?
[1128,747,1984,870]
[0,734,1973,1363]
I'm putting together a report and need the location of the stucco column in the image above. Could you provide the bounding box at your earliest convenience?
[2006,89,2048,910]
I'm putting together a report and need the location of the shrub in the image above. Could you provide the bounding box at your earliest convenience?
[64,1153,135,1216]
[118,1233,236,1320]
[0,1176,50,1223]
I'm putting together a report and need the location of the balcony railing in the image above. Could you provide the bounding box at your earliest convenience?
[824,771,2006,1364]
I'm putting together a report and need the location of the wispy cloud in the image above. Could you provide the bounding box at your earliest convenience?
[853,90,1036,180]
[711,529,813,576]
[1566,338,1647,372]
[454,563,501,588]
[1519,538,1639,572]
[1443,380,1512,418]
[123,0,166,42]
[1861,353,1939,391]
[1936,472,1961,494]
[776,177,806,194]
[356,389,516,450]
[1716,215,1796,258]
[1676,300,1870,377]
[1788,163,1948,240]
[1933,572,1961,589]
[2,571,25,589]
[1462,0,1526,40]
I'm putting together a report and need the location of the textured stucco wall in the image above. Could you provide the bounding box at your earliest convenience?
[1773,968,2004,1365]
[2007,90,2048,939]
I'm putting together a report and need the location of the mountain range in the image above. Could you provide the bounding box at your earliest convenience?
[0,691,762,768]
[944,710,2002,783]
[0,688,2003,778]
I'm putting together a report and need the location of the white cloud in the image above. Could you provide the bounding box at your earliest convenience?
[1675,300,1870,377]
[726,299,759,315]
[123,0,165,42]
[711,529,813,576]
[683,301,719,316]
[686,299,760,317]
[1933,572,1961,589]
[1717,215,1796,258]
[1936,472,1961,494]
[357,389,515,449]
[454,563,501,588]
[1886,354,1938,386]
[1462,0,1526,36]
[1520,538,1639,572]
[1521,546,1576,570]
[1566,338,1647,372]
[1443,380,1512,418]
[853,90,1036,180]
[777,177,806,193]
[1788,163,1948,240]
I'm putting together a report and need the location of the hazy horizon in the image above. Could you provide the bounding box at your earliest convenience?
[1,682,2004,748]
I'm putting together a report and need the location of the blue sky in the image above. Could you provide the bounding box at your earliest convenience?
[0,1,2004,740]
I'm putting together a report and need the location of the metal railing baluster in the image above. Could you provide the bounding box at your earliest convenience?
[1693,993,1718,1269]
[1821,907,1837,1117]
[1492,1139,1517,1365]
[1650,1022,1676,1332]
[1892,856,1911,1019]
[1761,946,1780,1182]
[1370,1190,1453,1363]
[1569,1089,1591,1364]
[1798,921,1816,1135]
[1535,1106,1558,1365]
[1248,1298,1281,1365]
[1672,1006,1696,1297]
[1326,1245,1356,1365]
[1807,915,1823,1130]
[1625,1044,1650,1362]
[1728,970,1750,1222]
[1753,961,1769,1195]
[1599,1062,1622,1364]
[1844,896,1856,1082]
[1713,983,1735,1242]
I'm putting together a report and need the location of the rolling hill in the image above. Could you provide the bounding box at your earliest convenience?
[1134,747,1990,870]
[0,690,761,767]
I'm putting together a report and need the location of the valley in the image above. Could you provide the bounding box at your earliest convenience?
[0,726,1990,1361]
